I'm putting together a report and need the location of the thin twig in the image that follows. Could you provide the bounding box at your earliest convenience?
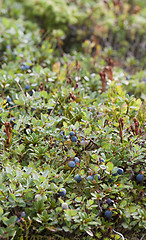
[16,81,26,97]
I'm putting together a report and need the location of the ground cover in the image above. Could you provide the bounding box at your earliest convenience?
[0,0,145,239]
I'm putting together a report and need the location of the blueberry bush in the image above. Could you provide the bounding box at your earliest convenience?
[0,0,145,239]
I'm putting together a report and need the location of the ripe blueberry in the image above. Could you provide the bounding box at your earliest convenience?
[117,168,124,175]
[136,173,144,182]
[60,131,64,136]
[68,161,75,168]
[47,108,53,114]
[112,172,118,176]
[6,96,12,103]
[108,178,114,183]
[74,157,79,163]
[25,84,30,90]
[69,131,75,136]
[25,65,30,70]
[21,65,26,71]
[59,188,66,197]
[87,175,93,181]
[10,117,16,125]
[75,174,82,182]
[107,198,113,205]
[99,158,105,163]
[71,136,77,142]
[104,210,112,219]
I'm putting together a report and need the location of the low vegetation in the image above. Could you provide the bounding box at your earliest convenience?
[0,0,145,239]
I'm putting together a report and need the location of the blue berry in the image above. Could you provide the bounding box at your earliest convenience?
[104,210,112,219]
[60,131,64,136]
[21,64,30,71]
[107,198,113,205]
[30,89,36,96]
[47,108,53,114]
[70,131,75,136]
[117,168,124,175]
[112,172,118,176]
[59,188,66,197]
[6,96,12,103]
[21,65,26,71]
[108,178,114,183]
[25,65,30,70]
[136,174,144,182]
[71,136,77,142]
[99,158,105,163]
[25,84,30,90]
[74,157,79,163]
[10,117,16,125]
[87,175,93,181]
[75,174,82,182]
[68,161,75,168]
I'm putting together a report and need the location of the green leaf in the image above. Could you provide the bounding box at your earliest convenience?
[120,200,127,208]
[65,209,77,216]
[0,206,3,216]
[85,228,94,237]
[106,162,113,171]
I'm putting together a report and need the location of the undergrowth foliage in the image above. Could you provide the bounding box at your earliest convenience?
[0,0,145,239]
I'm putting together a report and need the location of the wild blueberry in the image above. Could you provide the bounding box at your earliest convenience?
[47,108,53,114]
[136,173,144,182]
[107,198,113,205]
[6,96,12,103]
[25,84,30,90]
[25,65,30,70]
[60,131,64,136]
[99,158,105,163]
[117,168,124,175]
[10,117,16,125]
[74,157,79,163]
[108,178,114,183]
[21,65,26,71]
[112,172,118,176]
[68,161,75,168]
[104,210,112,219]
[30,89,36,96]
[70,131,75,136]
[87,175,93,181]
[71,136,77,142]
[59,188,66,197]
[75,174,82,182]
